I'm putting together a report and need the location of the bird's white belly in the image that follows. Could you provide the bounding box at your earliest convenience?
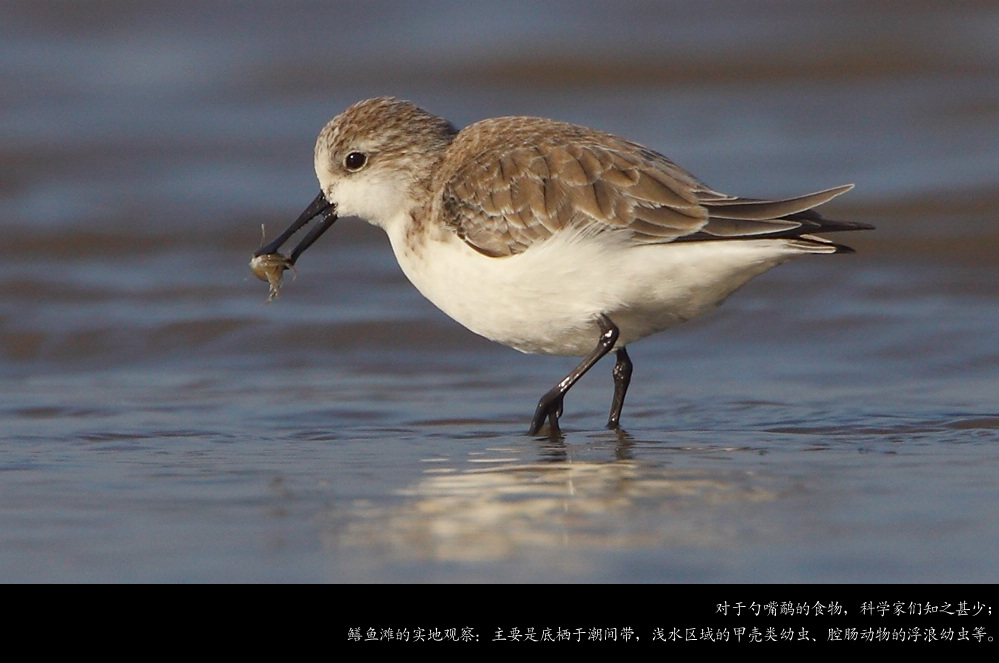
[386,225,802,356]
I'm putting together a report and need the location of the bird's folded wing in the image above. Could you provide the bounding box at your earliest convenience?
[439,130,855,257]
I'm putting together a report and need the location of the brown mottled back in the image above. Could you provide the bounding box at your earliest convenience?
[432,115,856,257]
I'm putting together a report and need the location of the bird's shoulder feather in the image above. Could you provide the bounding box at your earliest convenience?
[431,116,856,257]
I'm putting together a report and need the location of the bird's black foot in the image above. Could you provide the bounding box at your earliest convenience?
[606,347,633,429]
[528,391,564,436]
[525,314,620,437]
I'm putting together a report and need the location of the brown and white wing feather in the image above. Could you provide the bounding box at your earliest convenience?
[434,117,864,257]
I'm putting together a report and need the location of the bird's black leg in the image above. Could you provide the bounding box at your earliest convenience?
[528,314,619,436]
[607,347,632,429]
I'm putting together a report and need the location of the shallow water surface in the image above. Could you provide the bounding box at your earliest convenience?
[1,2,997,584]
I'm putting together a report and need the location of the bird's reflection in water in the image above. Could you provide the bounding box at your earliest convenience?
[323,432,778,563]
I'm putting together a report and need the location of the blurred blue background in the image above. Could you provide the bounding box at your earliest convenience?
[0,2,996,585]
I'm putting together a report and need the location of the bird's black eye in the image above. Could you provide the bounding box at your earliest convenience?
[344,151,367,171]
